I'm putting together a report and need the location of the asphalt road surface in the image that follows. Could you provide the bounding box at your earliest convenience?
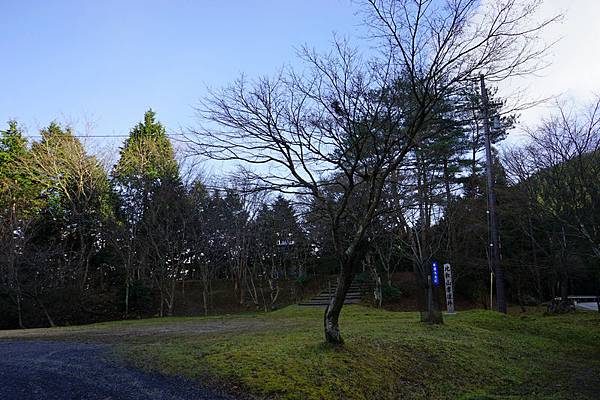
[0,341,234,400]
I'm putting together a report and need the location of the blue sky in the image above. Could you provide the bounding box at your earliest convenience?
[1,0,361,144]
[2,0,598,151]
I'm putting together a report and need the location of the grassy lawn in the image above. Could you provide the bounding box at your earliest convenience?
[116,306,600,400]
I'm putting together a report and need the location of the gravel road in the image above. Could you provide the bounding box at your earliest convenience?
[0,341,235,400]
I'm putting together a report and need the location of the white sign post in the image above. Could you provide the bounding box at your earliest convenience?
[443,263,455,314]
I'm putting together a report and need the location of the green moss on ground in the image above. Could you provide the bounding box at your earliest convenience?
[118,306,600,399]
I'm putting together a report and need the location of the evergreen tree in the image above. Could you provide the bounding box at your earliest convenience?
[111,109,185,316]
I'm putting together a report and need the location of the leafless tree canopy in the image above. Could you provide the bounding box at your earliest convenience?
[185,0,557,343]
[365,0,557,84]
[504,98,600,257]
[189,0,556,198]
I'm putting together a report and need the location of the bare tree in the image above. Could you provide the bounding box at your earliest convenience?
[504,98,600,305]
[0,205,36,329]
[188,0,555,343]
[364,0,558,314]
[25,125,109,291]
[506,99,600,255]
[189,44,412,344]
[143,178,191,317]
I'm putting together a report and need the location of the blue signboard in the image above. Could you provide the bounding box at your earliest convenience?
[431,261,439,286]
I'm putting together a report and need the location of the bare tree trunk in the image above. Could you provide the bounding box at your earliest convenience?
[35,297,55,328]
[559,226,570,308]
[238,259,247,306]
[246,271,259,307]
[79,228,91,291]
[269,277,280,311]
[367,253,382,307]
[517,275,526,313]
[202,285,209,316]
[199,264,210,316]
[324,268,355,344]
[124,278,130,318]
[208,280,213,312]
[167,279,176,316]
[16,292,25,329]
[324,242,369,344]
[261,285,268,312]
[159,289,164,317]
[374,274,382,308]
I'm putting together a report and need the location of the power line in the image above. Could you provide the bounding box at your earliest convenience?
[23,133,185,139]
[21,133,187,139]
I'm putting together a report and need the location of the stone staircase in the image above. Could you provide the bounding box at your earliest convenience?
[298,278,374,307]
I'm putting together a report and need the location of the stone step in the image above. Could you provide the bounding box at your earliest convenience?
[298,276,375,307]
[325,283,373,288]
[320,288,366,293]
[315,290,364,294]
[313,293,363,299]
[319,288,373,294]
[297,299,362,307]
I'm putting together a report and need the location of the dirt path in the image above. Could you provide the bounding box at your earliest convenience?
[0,317,269,342]
[0,341,236,400]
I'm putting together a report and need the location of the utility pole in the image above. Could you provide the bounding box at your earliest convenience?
[480,74,507,314]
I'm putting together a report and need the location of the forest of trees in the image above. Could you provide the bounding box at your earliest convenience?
[1,98,598,331]
[0,1,598,341]
[0,111,315,328]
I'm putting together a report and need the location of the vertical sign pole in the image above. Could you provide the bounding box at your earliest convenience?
[490,272,494,310]
[443,263,455,314]
[431,262,439,286]
[431,262,440,317]
[427,275,432,317]
[480,74,507,313]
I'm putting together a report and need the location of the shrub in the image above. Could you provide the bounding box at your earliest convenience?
[382,284,402,303]
[354,271,371,284]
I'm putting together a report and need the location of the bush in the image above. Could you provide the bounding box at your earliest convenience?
[382,284,402,303]
[354,271,371,284]
[522,294,541,306]
[119,280,154,315]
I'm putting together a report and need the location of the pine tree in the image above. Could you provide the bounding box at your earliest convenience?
[111,109,185,316]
